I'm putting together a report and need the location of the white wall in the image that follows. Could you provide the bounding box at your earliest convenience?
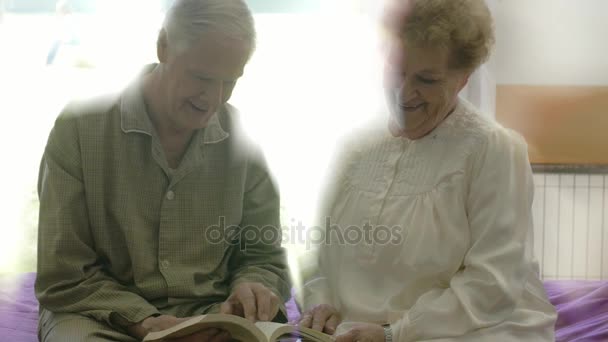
[457,0,499,118]
[493,1,608,280]
[494,0,608,85]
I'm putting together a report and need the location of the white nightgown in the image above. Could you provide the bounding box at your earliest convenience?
[303,98,557,341]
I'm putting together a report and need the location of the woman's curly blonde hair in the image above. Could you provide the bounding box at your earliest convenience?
[386,0,495,72]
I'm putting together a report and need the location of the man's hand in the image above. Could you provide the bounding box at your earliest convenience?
[220,282,280,322]
[297,304,341,335]
[334,323,385,342]
[126,315,231,341]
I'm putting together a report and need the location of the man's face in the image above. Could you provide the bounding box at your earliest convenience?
[159,31,251,133]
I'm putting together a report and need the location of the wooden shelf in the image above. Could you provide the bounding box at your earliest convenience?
[496,85,608,165]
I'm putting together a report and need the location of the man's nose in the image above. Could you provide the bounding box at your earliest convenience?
[202,80,224,106]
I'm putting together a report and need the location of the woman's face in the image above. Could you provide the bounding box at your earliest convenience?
[384,39,470,139]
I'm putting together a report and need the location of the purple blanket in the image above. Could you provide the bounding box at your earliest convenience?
[0,273,38,342]
[1,273,606,342]
[545,280,608,342]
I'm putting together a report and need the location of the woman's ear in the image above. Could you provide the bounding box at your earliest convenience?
[457,72,471,93]
[157,28,169,63]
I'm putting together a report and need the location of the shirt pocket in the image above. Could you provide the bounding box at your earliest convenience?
[197,216,240,274]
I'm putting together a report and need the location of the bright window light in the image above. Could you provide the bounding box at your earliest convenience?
[0,0,386,275]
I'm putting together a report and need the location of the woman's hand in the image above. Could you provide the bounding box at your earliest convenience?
[297,304,342,335]
[334,323,386,342]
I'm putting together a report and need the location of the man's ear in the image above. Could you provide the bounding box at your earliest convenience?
[157,28,169,63]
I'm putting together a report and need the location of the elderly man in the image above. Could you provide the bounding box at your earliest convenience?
[35,1,291,341]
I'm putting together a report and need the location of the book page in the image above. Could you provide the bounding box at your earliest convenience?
[143,315,267,342]
[254,322,335,342]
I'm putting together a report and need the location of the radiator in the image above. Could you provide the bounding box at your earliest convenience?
[531,168,608,280]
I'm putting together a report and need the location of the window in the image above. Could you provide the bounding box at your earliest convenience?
[0,0,383,274]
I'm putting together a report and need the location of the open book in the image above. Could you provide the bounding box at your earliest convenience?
[142,314,334,342]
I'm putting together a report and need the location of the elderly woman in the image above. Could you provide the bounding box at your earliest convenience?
[299,0,556,341]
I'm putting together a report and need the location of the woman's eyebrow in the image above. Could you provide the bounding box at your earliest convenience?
[418,68,442,75]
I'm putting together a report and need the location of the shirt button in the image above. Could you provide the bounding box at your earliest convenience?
[161,260,170,269]
[166,190,175,200]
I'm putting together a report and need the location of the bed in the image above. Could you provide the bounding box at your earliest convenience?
[1,272,607,342]
[0,272,302,342]
[0,273,38,342]
[545,280,608,341]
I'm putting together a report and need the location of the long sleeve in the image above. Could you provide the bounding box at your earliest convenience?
[35,113,160,328]
[393,128,535,341]
[228,149,292,304]
[301,178,340,312]
[301,136,358,312]
[300,246,333,312]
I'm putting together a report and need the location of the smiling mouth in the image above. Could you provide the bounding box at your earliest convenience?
[189,102,209,113]
[399,103,425,112]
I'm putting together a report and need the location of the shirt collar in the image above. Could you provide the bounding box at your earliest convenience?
[120,64,230,144]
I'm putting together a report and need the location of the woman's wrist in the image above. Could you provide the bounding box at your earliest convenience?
[382,324,393,342]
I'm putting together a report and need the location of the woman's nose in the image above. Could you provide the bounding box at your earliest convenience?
[396,79,418,103]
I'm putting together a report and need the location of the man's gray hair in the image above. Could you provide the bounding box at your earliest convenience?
[163,0,256,56]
